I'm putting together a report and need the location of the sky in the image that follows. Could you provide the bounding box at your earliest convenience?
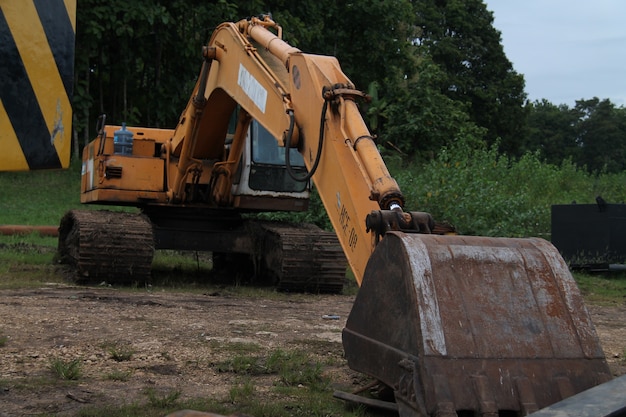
[484,1,626,107]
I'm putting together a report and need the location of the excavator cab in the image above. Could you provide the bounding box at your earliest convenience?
[249,120,308,192]
[231,119,310,212]
[251,121,306,175]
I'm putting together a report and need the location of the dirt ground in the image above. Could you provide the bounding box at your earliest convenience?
[0,284,624,417]
[0,285,357,416]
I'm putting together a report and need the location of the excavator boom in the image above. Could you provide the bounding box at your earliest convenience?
[231,16,427,283]
[164,16,412,283]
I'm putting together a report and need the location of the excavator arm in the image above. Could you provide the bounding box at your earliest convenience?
[168,15,431,284]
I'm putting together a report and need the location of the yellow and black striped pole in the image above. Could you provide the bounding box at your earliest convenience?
[0,0,75,171]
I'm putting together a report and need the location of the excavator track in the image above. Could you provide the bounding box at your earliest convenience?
[57,209,345,292]
[57,210,154,284]
[255,222,347,293]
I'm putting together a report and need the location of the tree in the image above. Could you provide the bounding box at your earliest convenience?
[381,56,486,160]
[74,0,264,143]
[263,0,418,92]
[524,97,626,173]
[410,0,528,155]
[73,0,428,154]
[314,1,415,91]
[573,98,626,173]
[525,100,579,165]
[72,0,528,167]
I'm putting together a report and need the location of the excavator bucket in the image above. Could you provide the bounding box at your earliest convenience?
[343,232,612,417]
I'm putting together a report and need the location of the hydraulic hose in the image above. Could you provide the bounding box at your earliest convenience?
[284,103,327,182]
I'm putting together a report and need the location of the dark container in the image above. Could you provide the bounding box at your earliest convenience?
[551,201,626,269]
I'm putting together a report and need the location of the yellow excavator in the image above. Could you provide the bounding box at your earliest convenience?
[58,16,625,417]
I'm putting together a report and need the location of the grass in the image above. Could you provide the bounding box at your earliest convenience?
[0,235,65,290]
[229,377,256,403]
[144,388,182,408]
[59,340,364,417]
[0,375,76,392]
[104,369,133,381]
[271,349,327,389]
[573,271,626,306]
[72,390,369,417]
[0,162,105,289]
[49,357,82,380]
[0,165,81,225]
[104,342,136,362]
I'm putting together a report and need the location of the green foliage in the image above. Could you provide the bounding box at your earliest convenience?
[104,369,133,381]
[71,0,626,178]
[0,236,57,258]
[0,163,81,225]
[311,1,415,90]
[144,388,181,408]
[216,353,266,374]
[216,348,328,390]
[381,58,487,160]
[572,98,626,173]
[395,137,626,238]
[49,357,83,380]
[150,250,213,287]
[254,186,333,231]
[411,0,528,154]
[72,0,510,163]
[524,99,579,165]
[525,98,626,174]
[269,349,327,390]
[574,271,626,306]
[229,378,255,403]
[0,159,125,227]
[74,0,258,140]
[0,236,63,290]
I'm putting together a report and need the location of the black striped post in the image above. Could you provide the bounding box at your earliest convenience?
[0,0,75,171]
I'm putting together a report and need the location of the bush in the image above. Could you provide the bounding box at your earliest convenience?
[393,138,626,238]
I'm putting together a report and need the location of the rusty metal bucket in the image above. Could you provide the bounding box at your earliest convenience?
[343,232,611,417]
